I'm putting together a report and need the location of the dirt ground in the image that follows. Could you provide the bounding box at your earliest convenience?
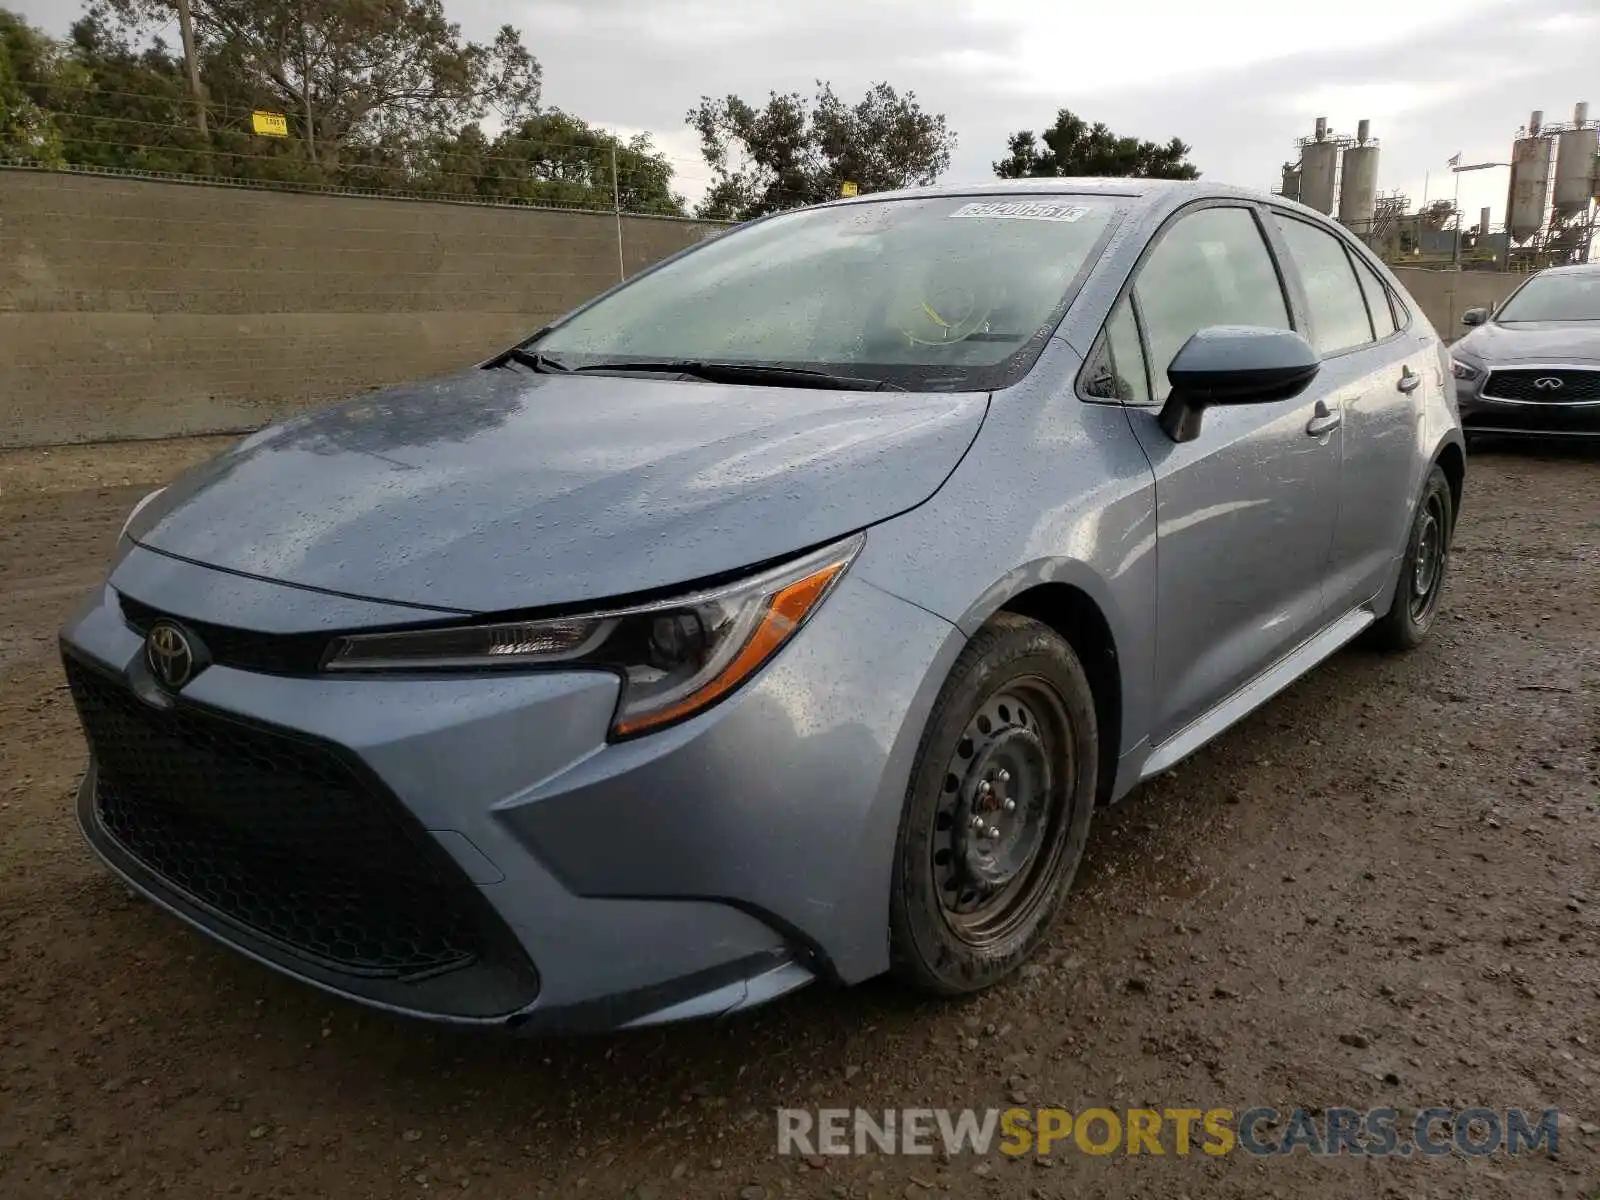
[0,437,1596,1200]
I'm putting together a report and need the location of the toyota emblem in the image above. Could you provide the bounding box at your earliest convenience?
[1532,376,1564,390]
[145,621,197,690]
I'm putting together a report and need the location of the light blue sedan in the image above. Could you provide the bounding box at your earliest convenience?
[61,179,1464,1032]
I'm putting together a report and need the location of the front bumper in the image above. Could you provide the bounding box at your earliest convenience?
[1458,377,1600,438]
[61,545,963,1031]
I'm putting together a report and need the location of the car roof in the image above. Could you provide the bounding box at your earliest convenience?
[822,175,1317,215]
[1532,262,1600,277]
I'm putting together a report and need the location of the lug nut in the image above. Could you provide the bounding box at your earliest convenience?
[971,814,986,830]
[987,825,1001,839]
[1003,798,1017,813]
[997,769,1011,784]
[978,780,992,796]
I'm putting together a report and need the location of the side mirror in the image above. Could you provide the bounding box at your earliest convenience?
[1158,326,1321,443]
[1461,307,1489,327]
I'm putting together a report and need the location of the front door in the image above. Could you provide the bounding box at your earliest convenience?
[1117,203,1342,744]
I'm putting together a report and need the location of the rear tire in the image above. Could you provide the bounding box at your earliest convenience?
[1369,464,1454,652]
[889,614,1097,995]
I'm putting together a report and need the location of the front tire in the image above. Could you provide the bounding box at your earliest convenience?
[1370,464,1454,652]
[889,614,1097,995]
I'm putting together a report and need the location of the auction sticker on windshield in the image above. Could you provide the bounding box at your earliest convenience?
[951,201,1090,222]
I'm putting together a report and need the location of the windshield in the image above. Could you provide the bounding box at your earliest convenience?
[1495,271,1600,322]
[531,195,1121,391]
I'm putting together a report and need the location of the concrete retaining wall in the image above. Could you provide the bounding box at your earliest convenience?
[1390,266,1524,341]
[0,170,725,447]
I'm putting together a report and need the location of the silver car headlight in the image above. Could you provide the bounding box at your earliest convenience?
[323,533,864,739]
[1450,357,1483,382]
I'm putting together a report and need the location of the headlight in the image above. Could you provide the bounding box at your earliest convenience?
[1450,357,1482,382]
[119,487,166,540]
[323,534,864,739]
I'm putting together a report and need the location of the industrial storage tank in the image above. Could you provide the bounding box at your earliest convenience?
[1280,163,1301,202]
[1299,118,1339,215]
[1338,120,1379,233]
[1508,111,1552,242]
[1553,102,1596,216]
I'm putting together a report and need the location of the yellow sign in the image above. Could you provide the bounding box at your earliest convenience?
[251,111,289,137]
[840,181,858,197]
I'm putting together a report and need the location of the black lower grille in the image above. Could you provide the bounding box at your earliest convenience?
[1482,368,1600,403]
[64,654,538,1014]
[1464,403,1600,434]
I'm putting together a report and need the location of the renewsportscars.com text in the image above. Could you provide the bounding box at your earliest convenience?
[777,1106,1561,1158]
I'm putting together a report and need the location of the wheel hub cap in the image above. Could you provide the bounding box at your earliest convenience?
[933,690,1057,922]
[958,728,1047,891]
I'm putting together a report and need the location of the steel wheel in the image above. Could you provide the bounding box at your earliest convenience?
[890,613,1098,996]
[1408,488,1447,623]
[931,678,1072,946]
[1369,463,1455,654]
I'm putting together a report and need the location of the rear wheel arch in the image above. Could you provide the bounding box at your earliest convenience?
[1435,440,1465,522]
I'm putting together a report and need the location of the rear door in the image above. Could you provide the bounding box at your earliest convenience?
[1265,210,1423,612]
[1088,201,1342,745]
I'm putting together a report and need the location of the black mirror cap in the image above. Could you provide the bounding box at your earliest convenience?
[1461,307,1489,327]
[1158,326,1320,444]
[1166,326,1320,407]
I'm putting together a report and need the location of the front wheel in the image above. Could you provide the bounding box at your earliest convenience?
[1369,464,1454,652]
[889,614,1098,995]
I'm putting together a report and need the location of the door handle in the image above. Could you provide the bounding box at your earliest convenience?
[1397,365,1422,394]
[1306,400,1341,439]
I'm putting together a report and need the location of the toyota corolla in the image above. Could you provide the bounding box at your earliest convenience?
[61,179,1465,1032]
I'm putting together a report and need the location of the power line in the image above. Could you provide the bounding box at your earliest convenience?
[25,86,713,169]
[34,106,707,165]
[21,136,711,206]
[1,158,729,222]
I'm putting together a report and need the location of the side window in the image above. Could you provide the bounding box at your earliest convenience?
[1272,214,1375,354]
[1387,287,1411,330]
[1348,250,1399,338]
[1133,207,1290,402]
[1083,298,1151,404]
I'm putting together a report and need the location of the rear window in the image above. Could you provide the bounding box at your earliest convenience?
[533,196,1121,391]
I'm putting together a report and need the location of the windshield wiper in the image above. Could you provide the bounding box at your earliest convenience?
[569,360,905,391]
[490,346,572,373]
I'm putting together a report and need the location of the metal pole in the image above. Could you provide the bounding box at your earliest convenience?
[1501,166,1515,269]
[174,0,208,137]
[1450,167,1462,266]
[611,142,625,282]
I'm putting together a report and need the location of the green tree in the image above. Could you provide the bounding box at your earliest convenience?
[994,109,1199,180]
[100,0,541,172]
[0,9,65,163]
[444,112,681,214]
[1418,199,1455,231]
[415,111,685,214]
[53,11,217,175]
[0,7,316,181]
[3,2,687,213]
[688,81,954,221]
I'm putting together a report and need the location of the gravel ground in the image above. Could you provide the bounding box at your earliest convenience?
[0,436,1596,1200]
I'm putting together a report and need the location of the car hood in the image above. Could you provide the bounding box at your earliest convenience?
[1454,320,1600,364]
[130,367,988,613]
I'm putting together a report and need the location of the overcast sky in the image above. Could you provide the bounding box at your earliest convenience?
[14,0,1598,220]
